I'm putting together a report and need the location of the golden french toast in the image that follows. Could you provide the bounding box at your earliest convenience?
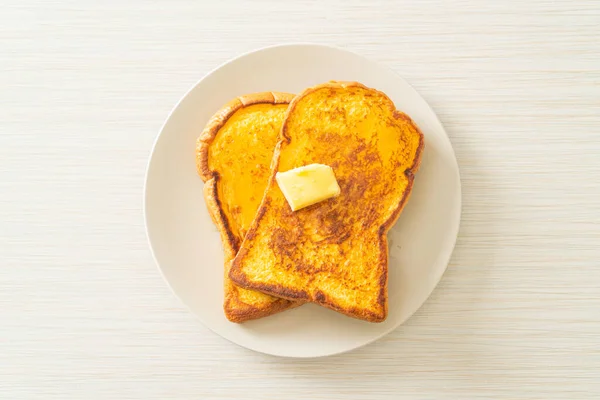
[229,82,424,322]
[196,92,299,323]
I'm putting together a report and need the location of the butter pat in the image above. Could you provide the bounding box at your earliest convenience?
[276,164,341,211]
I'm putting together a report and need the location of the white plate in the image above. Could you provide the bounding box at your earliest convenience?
[144,44,461,358]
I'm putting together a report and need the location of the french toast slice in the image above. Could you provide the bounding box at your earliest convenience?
[229,82,424,322]
[196,92,300,323]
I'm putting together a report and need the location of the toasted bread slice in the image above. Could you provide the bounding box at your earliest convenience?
[229,82,424,322]
[196,92,300,323]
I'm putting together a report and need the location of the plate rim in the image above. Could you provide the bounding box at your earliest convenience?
[143,42,462,358]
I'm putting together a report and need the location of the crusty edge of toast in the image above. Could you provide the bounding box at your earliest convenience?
[229,81,425,323]
[196,91,300,323]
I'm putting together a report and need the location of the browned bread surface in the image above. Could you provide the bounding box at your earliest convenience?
[196,92,300,323]
[229,82,424,322]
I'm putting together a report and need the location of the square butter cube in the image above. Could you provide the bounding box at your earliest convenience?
[275,164,341,211]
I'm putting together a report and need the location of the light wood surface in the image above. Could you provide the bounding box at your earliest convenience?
[2,0,599,398]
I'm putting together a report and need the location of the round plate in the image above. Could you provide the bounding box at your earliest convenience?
[144,44,461,358]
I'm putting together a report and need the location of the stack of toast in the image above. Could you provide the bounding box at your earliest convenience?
[196,81,424,323]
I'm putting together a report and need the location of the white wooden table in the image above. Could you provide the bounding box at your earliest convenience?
[2,1,599,398]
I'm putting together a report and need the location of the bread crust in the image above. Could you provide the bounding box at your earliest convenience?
[229,82,424,323]
[196,92,300,323]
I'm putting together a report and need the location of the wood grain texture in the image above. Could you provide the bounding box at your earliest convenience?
[1,0,599,398]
